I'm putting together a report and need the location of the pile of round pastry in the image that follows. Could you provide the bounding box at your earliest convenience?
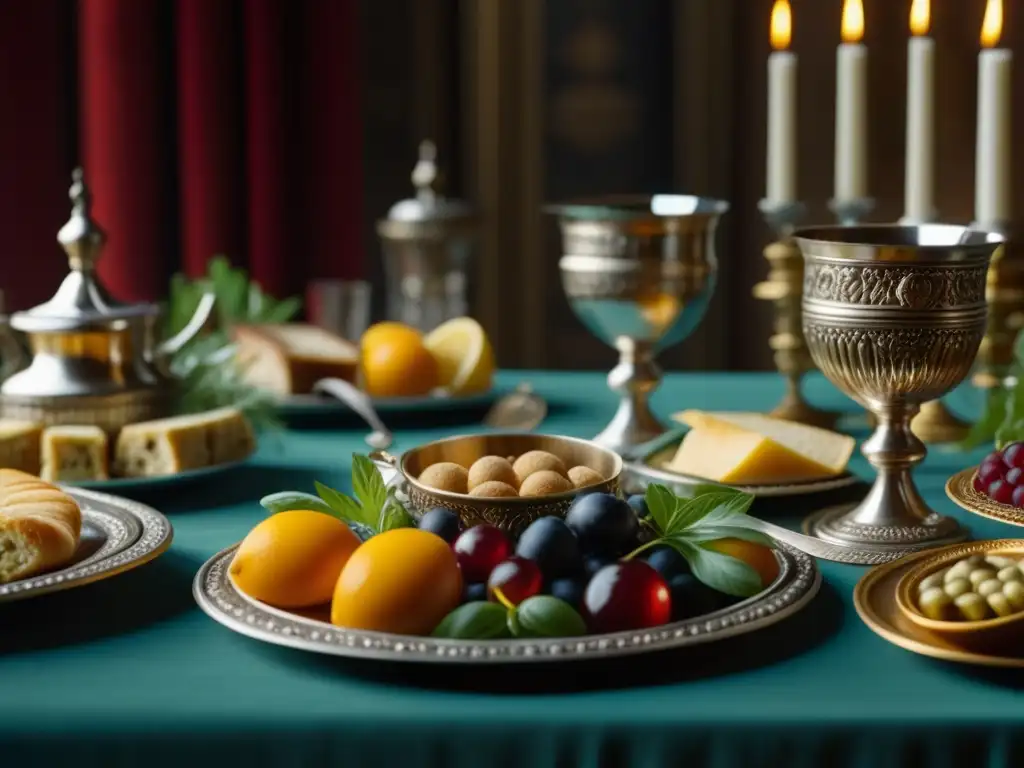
[417,450,606,498]
[916,554,1024,621]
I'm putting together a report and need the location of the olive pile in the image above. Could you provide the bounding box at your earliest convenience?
[917,554,1024,621]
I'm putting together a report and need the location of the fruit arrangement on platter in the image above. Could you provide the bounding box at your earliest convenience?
[973,442,1024,508]
[241,455,780,640]
[418,449,607,499]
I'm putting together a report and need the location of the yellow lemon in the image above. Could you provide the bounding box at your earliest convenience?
[423,317,495,395]
[705,538,780,589]
[230,510,362,608]
[360,322,439,397]
[331,528,463,635]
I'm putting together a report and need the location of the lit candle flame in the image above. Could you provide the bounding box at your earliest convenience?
[841,0,865,44]
[910,0,930,37]
[981,0,1003,48]
[770,0,792,51]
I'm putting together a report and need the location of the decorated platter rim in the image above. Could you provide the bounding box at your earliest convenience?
[193,540,821,664]
[854,541,1024,668]
[69,459,250,491]
[945,467,1024,528]
[0,486,174,603]
[278,387,499,415]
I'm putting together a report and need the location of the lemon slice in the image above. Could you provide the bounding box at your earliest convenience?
[424,317,495,395]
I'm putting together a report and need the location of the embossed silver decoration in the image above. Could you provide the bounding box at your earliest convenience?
[0,486,173,603]
[549,195,729,455]
[194,542,820,664]
[795,224,1004,559]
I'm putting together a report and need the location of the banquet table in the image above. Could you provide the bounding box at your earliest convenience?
[4,370,1024,768]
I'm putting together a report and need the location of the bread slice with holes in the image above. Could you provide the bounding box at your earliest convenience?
[0,420,44,475]
[40,425,109,482]
[232,323,359,395]
[113,407,256,478]
[0,469,82,583]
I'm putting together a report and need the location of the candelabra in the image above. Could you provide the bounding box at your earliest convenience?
[754,201,838,429]
[973,229,1024,392]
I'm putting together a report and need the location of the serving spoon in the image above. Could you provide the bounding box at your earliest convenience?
[312,378,393,450]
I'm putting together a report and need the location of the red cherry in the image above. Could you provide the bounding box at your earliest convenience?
[978,459,1007,487]
[487,557,543,605]
[1007,468,1024,486]
[974,473,988,493]
[453,525,511,582]
[1012,486,1024,508]
[988,479,1015,505]
[583,561,672,634]
[1003,443,1024,469]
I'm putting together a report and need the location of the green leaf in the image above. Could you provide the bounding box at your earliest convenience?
[259,491,339,518]
[960,387,1007,450]
[676,525,775,548]
[644,484,678,535]
[433,602,511,639]
[352,454,387,518]
[314,480,373,527]
[670,490,752,532]
[665,537,763,598]
[260,295,302,324]
[379,493,415,532]
[509,595,587,638]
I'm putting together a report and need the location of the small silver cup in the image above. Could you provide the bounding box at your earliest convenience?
[548,195,729,454]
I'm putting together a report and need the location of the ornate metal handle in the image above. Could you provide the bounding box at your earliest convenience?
[367,449,402,489]
[313,377,393,443]
[159,292,216,357]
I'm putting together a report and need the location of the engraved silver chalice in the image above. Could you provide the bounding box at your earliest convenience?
[795,224,1004,563]
[548,195,729,454]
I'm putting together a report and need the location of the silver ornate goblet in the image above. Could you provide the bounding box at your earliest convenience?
[549,195,729,454]
[795,224,1004,563]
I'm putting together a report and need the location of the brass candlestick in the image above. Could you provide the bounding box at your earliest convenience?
[973,234,1024,391]
[754,201,837,429]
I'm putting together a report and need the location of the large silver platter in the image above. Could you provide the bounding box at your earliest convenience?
[0,486,173,603]
[194,541,820,664]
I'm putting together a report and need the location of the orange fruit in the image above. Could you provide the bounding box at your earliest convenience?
[230,510,361,608]
[360,322,439,397]
[705,538,780,589]
[331,528,462,635]
[423,317,495,395]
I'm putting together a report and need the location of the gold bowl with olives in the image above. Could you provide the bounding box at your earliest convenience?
[371,433,622,535]
[895,540,1024,652]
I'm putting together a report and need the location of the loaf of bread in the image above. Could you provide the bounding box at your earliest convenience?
[232,323,359,395]
[0,420,44,475]
[40,425,109,483]
[0,469,82,583]
[113,407,256,478]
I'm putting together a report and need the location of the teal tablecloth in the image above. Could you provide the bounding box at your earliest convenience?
[3,371,1024,768]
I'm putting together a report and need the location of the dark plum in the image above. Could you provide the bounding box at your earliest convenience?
[548,577,585,609]
[453,525,512,582]
[565,493,639,556]
[418,508,463,543]
[514,516,582,578]
[988,479,1015,505]
[583,561,671,633]
[584,555,615,577]
[645,545,690,581]
[668,573,735,620]
[626,494,650,519]
[487,557,543,605]
[462,582,488,603]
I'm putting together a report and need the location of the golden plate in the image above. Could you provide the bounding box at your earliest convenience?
[854,543,1024,668]
[945,467,1024,527]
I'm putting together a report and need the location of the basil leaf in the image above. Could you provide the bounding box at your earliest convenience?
[644,484,678,535]
[690,483,729,497]
[314,480,374,528]
[433,602,510,639]
[261,295,302,324]
[693,489,755,526]
[671,490,752,532]
[676,525,775,548]
[379,493,415,532]
[259,491,339,518]
[352,454,388,520]
[665,537,763,598]
[510,596,587,638]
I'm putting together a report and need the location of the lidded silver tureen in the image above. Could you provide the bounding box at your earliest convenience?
[0,169,214,432]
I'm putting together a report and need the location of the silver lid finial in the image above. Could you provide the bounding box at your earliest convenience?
[57,167,106,270]
[412,140,440,202]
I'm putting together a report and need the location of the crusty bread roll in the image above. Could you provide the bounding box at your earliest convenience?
[232,323,359,395]
[0,469,82,583]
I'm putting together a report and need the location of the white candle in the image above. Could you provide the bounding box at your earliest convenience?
[766,0,797,204]
[904,0,934,221]
[975,0,1012,225]
[835,0,867,201]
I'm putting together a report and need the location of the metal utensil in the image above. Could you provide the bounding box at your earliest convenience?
[312,378,393,450]
[482,382,547,431]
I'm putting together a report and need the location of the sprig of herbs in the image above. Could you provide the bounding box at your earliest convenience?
[625,483,773,598]
[433,589,586,640]
[962,329,1024,451]
[259,454,414,538]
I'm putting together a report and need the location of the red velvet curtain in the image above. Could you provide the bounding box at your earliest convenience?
[0,0,363,311]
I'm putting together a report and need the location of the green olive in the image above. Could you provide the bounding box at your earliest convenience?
[969,569,997,588]
[978,579,1004,597]
[988,592,1015,618]
[945,561,973,583]
[964,555,986,568]
[943,578,972,598]
[918,587,954,620]
[1003,581,1024,610]
[986,555,1018,570]
[955,592,992,621]
[998,566,1022,583]
[919,571,947,593]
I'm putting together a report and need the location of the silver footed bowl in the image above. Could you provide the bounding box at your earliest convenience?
[795,223,1004,560]
[549,194,729,454]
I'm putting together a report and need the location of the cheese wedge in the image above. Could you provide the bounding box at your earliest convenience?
[667,410,856,484]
